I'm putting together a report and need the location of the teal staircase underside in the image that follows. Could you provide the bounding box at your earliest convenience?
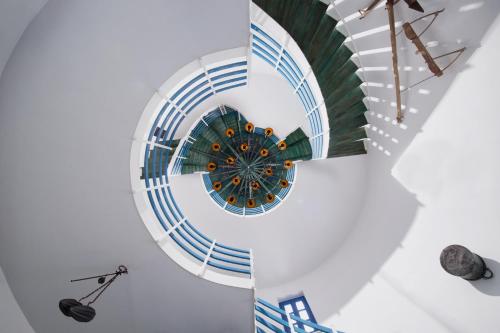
[253,0,368,158]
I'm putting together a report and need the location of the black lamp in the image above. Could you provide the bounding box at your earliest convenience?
[59,265,128,322]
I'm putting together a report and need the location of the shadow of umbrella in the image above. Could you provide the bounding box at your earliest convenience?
[470,258,500,296]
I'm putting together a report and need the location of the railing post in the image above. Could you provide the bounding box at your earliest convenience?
[197,239,216,277]
[286,313,297,333]
[156,218,186,246]
[247,33,253,87]
[249,249,256,289]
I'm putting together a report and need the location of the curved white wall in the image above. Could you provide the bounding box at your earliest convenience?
[0,1,254,332]
[257,1,500,333]
[0,0,48,78]
[0,267,35,333]
[170,56,369,289]
[1,0,499,332]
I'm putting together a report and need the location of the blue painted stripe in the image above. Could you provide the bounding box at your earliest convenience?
[277,67,296,89]
[253,35,280,56]
[278,63,299,87]
[207,261,251,275]
[210,253,250,267]
[214,82,246,94]
[180,223,212,249]
[213,76,247,87]
[253,42,278,63]
[257,298,287,315]
[289,314,333,333]
[170,72,206,101]
[280,57,301,83]
[212,247,250,260]
[207,61,247,74]
[186,91,214,114]
[147,102,169,142]
[143,61,258,275]
[250,23,281,50]
[215,242,250,254]
[211,69,247,81]
[176,79,209,106]
[255,305,289,327]
[283,49,303,78]
[252,49,276,68]
[181,86,212,111]
[255,315,286,333]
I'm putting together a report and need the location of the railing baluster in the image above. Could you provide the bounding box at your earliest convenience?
[286,312,297,333]
[155,218,186,246]
[249,249,256,288]
[198,239,216,277]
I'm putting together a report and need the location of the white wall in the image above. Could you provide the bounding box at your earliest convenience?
[0,266,35,333]
[170,56,369,289]
[0,1,254,332]
[0,0,48,78]
[326,12,500,333]
[256,1,500,332]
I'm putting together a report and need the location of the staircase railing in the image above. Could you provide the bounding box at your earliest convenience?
[255,298,340,333]
[131,48,254,289]
[250,20,329,160]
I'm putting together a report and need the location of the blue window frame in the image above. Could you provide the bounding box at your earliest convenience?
[279,295,317,332]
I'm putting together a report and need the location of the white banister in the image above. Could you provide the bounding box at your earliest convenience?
[198,239,216,277]
[156,218,186,246]
[133,183,169,194]
[249,249,255,289]
[286,313,297,333]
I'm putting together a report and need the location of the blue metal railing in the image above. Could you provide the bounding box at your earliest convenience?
[142,59,253,280]
[255,298,340,333]
[250,23,325,159]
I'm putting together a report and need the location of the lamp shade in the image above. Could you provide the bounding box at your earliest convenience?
[70,305,96,322]
[59,299,81,317]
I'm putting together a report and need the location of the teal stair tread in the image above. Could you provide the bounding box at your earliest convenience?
[253,0,368,159]
[141,140,179,179]
[282,127,313,161]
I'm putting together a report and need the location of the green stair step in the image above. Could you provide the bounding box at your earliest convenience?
[319,60,360,94]
[294,0,329,51]
[282,127,313,161]
[311,33,349,74]
[251,0,368,158]
[328,141,366,158]
[324,73,363,106]
[304,14,338,65]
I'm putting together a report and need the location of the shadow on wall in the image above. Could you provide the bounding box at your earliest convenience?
[471,258,500,297]
[319,0,500,318]
[259,0,500,322]
[356,0,500,160]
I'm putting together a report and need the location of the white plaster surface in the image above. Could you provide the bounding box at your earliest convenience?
[257,1,500,333]
[324,5,500,333]
[0,1,254,332]
[0,266,35,333]
[170,55,368,289]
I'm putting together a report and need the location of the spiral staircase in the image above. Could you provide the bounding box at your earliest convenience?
[1,0,500,332]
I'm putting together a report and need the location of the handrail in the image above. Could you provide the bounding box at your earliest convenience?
[131,49,254,288]
[255,298,338,333]
[250,22,328,159]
